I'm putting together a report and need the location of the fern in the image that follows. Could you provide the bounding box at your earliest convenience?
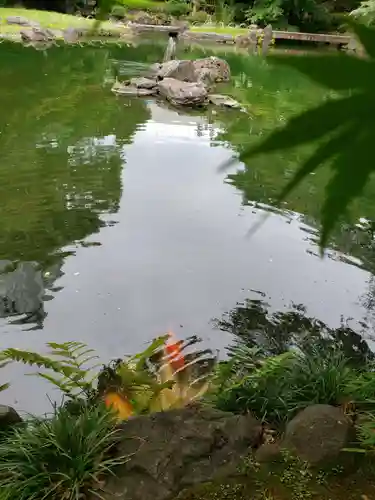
[1,342,99,400]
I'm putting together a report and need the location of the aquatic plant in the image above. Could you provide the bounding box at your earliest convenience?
[0,403,125,500]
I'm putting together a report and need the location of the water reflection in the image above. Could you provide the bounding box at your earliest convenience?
[215,297,374,364]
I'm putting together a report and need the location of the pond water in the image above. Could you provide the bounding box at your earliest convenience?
[1,39,375,413]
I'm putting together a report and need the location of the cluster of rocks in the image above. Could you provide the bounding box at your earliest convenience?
[90,403,353,500]
[0,402,355,500]
[112,57,241,108]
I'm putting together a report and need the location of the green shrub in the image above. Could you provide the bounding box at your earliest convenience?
[188,10,210,23]
[351,0,375,25]
[165,0,191,17]
[111,4,128,18]
[211,345,356,424]
[0,404,125,500]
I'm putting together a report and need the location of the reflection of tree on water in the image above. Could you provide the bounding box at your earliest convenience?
[0,42,151,328]
[215,298,374,365]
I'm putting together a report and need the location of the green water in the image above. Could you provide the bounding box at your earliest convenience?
[0,40,374,412]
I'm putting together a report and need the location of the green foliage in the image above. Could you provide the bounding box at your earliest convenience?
[211,345,355,423]
[356,414,375,449]
[1,342,99,400]
[188,9,210,23]
[245,0,283,25]
[351,0,375,25]
[227,20,375,249]
[0,404,125,500]
[165,0,191,17]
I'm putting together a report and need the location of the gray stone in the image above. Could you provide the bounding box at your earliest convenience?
[20,26,56,44]
[6,15,34,26]
[158,78,207,106]
[283,404,352,466]
[91,405,262,500]
[130,77,157,89]
[262,24,273,55]
[208,94,241,108]
[193,57,231,83]
[112,81,156,96]
[0,405,22,429]
[255,442,283,463]
[156,60,198,82]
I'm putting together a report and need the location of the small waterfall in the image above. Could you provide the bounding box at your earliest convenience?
[163,36,177,62]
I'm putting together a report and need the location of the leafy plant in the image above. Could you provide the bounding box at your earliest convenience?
[100,334,217,419]
[351,0,375,25]
[225,20,375,249]
[1,342,99,400]
[246,0,283,25]
[165,0,191,17]
[0,404,126,500]
[211,344,355,423]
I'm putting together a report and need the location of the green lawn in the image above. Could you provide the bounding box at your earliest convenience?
[190,25,248,36]
[0,7,125,34]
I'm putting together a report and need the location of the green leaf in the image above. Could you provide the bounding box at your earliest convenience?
[276,125,358,203]
[0,383,10,392]
[346,18,375,58]
[267,53,375,91]
[320,132,375,248]
[239,95,364,161]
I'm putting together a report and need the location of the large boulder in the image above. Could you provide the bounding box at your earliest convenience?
[158,78,207,106]
[193,57,231,83]
[20,26,56,44]
[283,404,352,466]
[150,60,198,83]
[93,405,262,500]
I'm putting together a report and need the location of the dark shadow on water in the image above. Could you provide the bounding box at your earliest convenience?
[214,298,374,364]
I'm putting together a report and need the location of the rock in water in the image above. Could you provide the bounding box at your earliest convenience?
[155,60,197,82]
[283,404,352,465]
[130,77,157,89]
[91,405,262,500]
[112,80,156,96]
[20,26,56,44]
[208,94,241,108]
[158,78,207,106]
[0,405,22,429]
[193,57,231,83]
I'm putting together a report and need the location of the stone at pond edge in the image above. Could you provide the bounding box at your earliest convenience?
[0,405,22,429]
[208,94,241,109]
[112,81,157,97]
[130,77,157,89]
[6,15,38,27]
[283,404,352,466]
[193,57,231,83]
[158,78,207,106]
[154,60,198,83]
[255,442,283,463]
[91,405,262,500]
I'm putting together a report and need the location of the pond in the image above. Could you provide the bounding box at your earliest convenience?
[1,39,375,413]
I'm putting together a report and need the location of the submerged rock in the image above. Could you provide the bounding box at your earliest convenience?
[92,405,262,500]
[112,80,157,96]
[158,78,207,106]
[208,94,241,108]
[283,404,352,465]
[193,57,231,83]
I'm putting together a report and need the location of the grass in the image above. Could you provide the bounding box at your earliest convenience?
[0,7,125,35]
[0,404,125,500]
[190,24,248,36]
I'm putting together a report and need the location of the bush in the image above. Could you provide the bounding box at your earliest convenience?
[351,0,375,25]
[165,0,191,17]
[210,345,356,424]
[188,10,210,23]
[0,404,125,500]
[111,4,128,18]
